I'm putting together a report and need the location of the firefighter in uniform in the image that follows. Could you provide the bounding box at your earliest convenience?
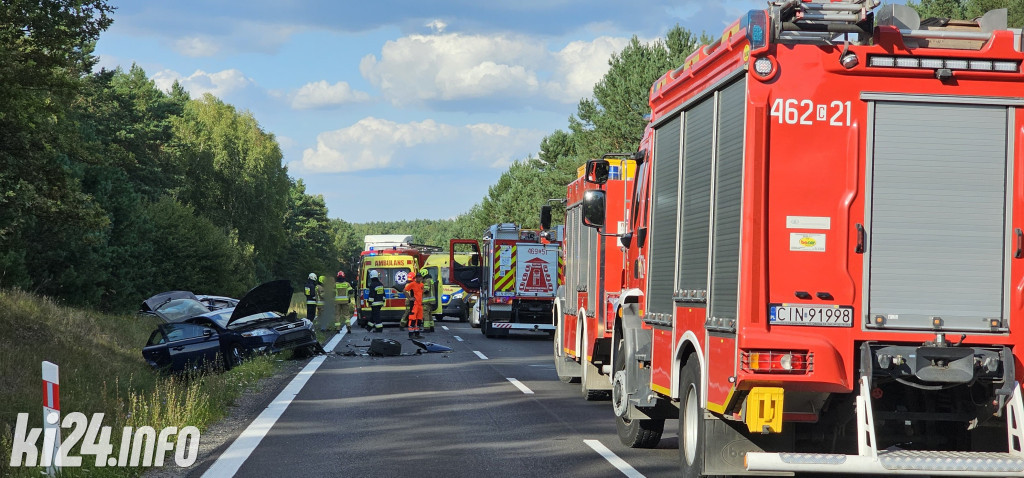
[334,270,353,330]
[420,268,438,332]
[403,270,424,338]
[367,270,385,333]
[316,275,327,330]
[304,272,319,322]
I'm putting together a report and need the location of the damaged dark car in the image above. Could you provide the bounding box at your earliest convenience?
[141,280,319,373]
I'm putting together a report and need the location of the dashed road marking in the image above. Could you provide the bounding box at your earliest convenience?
[473,350,489,360]
[454,336,464,342]
[506,378,534,395]
[441,325,450,331]
[584,439,645,478]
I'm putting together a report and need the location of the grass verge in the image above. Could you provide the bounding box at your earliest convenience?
[0,288,282,477]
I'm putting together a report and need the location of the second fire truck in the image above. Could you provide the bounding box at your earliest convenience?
[450,223,562,338]
[551,156,639,401]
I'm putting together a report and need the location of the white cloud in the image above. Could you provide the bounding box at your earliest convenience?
[173,36,220,57]
[426,19,447,33]
[360,33,545,106]
[360,32,636,107]
[295,117,543,173]
[290,80,371,109]
[547,36,632,100]
[151,68,254,98]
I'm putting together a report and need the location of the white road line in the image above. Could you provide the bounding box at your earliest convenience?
[454,336,464,342]
[584,439,645,478]
[441,325,450,331]
[323,330,344,352]
[203,329,345,477]
[473,350,489,360]
[506,378,534,395]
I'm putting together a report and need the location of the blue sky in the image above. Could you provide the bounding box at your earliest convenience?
[93,0,771,223]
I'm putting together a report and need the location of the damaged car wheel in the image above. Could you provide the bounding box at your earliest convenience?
[227,345,244,369]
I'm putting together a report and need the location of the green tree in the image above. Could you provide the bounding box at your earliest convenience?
[276,179,337,287]
[171,94,290,280]
[0,0,114,295]
[908,0,1023,27]
[332,218,362,275]
[142,196,253,298]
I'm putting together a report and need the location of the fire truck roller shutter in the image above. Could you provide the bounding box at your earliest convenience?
[648,114,682,315]
[866,100,1009,332]
[586,217,597,311]
[560,206,573,313]
[708,80,746,324]
[571,205,583,306]
[679,94,715,302]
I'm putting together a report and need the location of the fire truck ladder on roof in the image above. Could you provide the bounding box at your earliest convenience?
[745,376,1024,476]
[770,0,880,44]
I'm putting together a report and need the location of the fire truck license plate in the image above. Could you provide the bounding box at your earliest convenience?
[769,304,853,327]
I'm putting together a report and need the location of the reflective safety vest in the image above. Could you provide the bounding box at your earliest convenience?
[422,278,437,305]
[304,279,318,305]
[335,281,352,303]
[369,280,385,307]
[316,285,325,306]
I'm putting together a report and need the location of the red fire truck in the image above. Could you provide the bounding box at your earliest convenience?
[580,1,1024,476]
[450,223,562,338]
[550,155,639,400]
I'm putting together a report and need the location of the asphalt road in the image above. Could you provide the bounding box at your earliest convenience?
[198,320,682,477]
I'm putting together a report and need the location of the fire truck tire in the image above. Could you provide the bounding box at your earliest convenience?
[580,359,608,401]
[679,353,707,478]
[483,319,498,338]
[613,338,663,447]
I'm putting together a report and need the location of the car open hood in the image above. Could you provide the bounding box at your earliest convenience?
[140,291,199,314]
[227,280,293,325]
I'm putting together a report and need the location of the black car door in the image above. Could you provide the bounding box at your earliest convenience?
[148,323,221,372]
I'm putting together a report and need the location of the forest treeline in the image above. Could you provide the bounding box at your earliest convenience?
[2,0,1019,312]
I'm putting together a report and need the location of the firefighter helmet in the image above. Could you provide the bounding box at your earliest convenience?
[318,275,325,284]
[419,268,429,278]
[369,270,379,279]
[308,272,316,280]
[337,270,345,279]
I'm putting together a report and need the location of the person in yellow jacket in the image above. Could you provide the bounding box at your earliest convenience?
[419,268,438,332]
[315,275,326,330]
[334,270,353,330]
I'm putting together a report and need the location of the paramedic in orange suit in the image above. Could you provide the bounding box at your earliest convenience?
[403,271,424,338]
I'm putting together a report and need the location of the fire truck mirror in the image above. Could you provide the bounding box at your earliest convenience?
[619,232,633,249]
[585,159,610,185]
[540,205,552,230]
[582,190,606,228]
[636,227,647,248]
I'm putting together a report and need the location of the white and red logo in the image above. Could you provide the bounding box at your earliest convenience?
[519,257,552,293]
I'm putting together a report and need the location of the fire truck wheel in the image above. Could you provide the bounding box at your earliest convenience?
[580,359,608,401]
[679,353,706,477]
[613,338,663,447]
